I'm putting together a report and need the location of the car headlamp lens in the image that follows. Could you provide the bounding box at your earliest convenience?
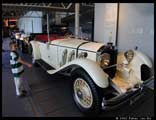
[99,53,110,68]
[124,50,134,63]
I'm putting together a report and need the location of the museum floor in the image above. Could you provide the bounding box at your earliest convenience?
[2,38,154,117]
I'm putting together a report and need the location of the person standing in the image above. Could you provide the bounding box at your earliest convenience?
[9,41,32,97]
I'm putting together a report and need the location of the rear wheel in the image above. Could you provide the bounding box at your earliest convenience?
[71,68,103,115]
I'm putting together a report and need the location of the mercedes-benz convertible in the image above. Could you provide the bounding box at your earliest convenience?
[30,37,153,115]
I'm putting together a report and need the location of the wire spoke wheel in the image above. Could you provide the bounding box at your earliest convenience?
[74,78,93,108]
[71,68,103,115]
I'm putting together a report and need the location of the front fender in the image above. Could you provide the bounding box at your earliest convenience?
[117,50,153,80]
[47,59,109,88]
[30,41,41,60]
[131,50,153,80]
[134,50,152,68]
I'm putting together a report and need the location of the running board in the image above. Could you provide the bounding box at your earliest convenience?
[35,59,55,71]
[47,69,56,74]
[47,69,71,76]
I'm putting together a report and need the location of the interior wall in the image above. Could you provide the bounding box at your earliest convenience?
[94,3,154,66]
[117,3,154,64]
[94,3,117,44]
[17,11,43,33]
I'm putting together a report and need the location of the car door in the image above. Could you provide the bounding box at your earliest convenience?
[48,44,59,69]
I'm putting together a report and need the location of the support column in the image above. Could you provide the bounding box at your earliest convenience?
[31,20,33,33]
[75,3,80,38]
[47,13,50,42]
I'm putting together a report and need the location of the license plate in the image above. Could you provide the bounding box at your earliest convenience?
[129,94,142,105]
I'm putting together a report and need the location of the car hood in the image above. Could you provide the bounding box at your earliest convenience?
[52,38,104,52]
[79,42,104,52]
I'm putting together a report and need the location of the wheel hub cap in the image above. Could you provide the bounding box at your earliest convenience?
[77,90,83,99]
[74,78,93,108]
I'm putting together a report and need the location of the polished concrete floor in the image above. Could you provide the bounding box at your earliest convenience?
[2,38,154,117]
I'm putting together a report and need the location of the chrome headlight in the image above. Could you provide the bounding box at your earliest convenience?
[98,53,110,68]
[124,49,134,63]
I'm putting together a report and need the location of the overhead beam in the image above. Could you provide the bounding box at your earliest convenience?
[41,3,46,6]
[66,3,72,9]
[2,16,43,18]
[48,3,52,7]
[2,4,75,14]
[81,3,94,7]
[2,3,68,10]
[61,3,66,8]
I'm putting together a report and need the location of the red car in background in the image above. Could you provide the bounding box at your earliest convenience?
[35,34,63,42]
[16,24,73,53]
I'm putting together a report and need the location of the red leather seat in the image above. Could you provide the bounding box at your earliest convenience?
[35,34,62,42]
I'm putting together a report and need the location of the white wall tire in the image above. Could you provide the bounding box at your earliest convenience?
[71,68,103,115]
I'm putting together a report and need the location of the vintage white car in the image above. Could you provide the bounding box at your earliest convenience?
[30,37,153,115]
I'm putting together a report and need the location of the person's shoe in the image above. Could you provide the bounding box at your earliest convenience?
[21,90,27,94]
[17,93,26,98]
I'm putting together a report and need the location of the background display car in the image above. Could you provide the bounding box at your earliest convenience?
[30,37,153,115]
[14,32,30,53]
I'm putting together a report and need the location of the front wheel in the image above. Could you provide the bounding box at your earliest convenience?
[71,68,103,115]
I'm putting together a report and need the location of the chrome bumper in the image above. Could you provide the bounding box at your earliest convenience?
[102,76,154,111]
